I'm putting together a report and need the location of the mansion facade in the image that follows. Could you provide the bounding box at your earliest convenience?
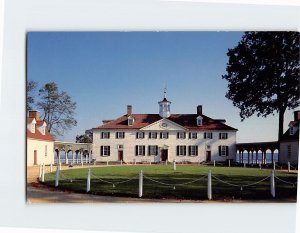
[92,93,237,163]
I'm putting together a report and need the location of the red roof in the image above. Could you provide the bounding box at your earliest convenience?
[93,114,237,131]
[27,128,55,141]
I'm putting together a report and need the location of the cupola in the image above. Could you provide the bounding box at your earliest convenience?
[158,89,171,118]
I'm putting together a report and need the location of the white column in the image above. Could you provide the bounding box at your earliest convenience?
[228,160,231,167]
[270,170,275,198]
[39,164,42,179]
[41,163,45,182]
[207,170,212,200]
[85,154,88,164]
[65,150,69,165]
[259,161,262,170]
[288,161,291,173]
[213,160,215,167]
[86,168,91,193]
[55,166,60,187]
[58,152,61,164]
[139,170,143,198]
[273,161,276,171]
[76,151,79,164]
[80,152,83,164]
[72,151,74,165]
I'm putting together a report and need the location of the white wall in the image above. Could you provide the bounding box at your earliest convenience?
[279,141,299,165]
[27,138,54,166]
[93,129,236,163]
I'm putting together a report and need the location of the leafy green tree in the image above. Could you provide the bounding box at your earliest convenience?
[223,32,300,140]
[26,80,37,111]
[76,130,93,143]
[37,82,77,136]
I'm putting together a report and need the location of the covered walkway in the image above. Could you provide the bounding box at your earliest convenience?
[236,141,279,164]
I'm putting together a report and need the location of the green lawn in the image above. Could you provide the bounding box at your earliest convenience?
[44,165,298,201]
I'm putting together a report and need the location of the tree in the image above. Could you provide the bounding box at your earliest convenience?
[223,32,299,140]
[37,82,77,136]
[76,129,93,143]
[26,80,37,111]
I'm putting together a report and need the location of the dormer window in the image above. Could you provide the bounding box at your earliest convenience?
[196,116,203,126]
[128,116,134,126]
[31,123,35,133]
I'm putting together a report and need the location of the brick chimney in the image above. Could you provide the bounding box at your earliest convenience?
[197,105,202,115]
[28,110,40,121]
[294,110,300,121]
[127,105,132,116]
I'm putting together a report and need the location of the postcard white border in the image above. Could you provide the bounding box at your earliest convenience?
[0,1,299,233]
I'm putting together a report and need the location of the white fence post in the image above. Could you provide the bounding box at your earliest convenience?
[213,160,215,167]
[139,170,143,198]
[228,160,231,167]
[270,170,275,198]
[207,170,212,200]
[173,160,176,171]
[288,161,290,173]
[244,163,246,168]
[50,163,53,172]
[86,168,91,193]
[94,160,96,165]
[273,162,276,171]
[39,164,42,179]
[41,163,45,182]
[259,162,262,170]
[81,161,84,168]
[134,159,136,165]
[59,162,62,171]
[55,166,60,187]
[121,160,123,165]
[165,160,167,165]
[107,161,109,166]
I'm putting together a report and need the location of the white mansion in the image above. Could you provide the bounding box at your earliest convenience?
[92,93,237,163]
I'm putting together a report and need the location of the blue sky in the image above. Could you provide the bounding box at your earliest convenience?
[27,32,297,143]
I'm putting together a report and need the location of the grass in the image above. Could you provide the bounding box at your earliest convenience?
[44,165,298,201]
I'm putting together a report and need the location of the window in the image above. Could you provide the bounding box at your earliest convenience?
[289,127,294,135]
[116,132,125,139]
[149,132,158,139]
[45,145,47,157]
[177,132,186,139]
[31,124,35,133]
[287,145,292,159]
[128,116,134,126]
[148,145,158,156]
[189,132,197,139]
[100,146,110,156]
[204,132,213,139]
[160,132,169,139]
[136,132,145,139]
[218,145,229,156]
[176,145,186,156]
[135,145,145,156]
[117,144,124,150]
[196,116,203,126]
[219,133,228,139]
[206,145,211,150]
[188,145,198,156]
[101,132,110,139]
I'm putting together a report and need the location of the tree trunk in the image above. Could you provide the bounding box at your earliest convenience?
[278,108,285,141]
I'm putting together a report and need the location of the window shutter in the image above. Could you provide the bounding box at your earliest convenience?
[218,146,221,156]
[101,146,103,156]
[166,133,169,139]
[219,133,222,139]
[148,145,151,155]
[108,132,110,138]
[225,133,228,139]
[156,146,158,155]
[136,132,138,139]
[177,132,179,139]
[142,132,145,138]
[143,146,145,156]
[184,146,186,155]
[149,133,151,139]
[188,133,191,139]
[116,132,118,139]
[176,146,179,156]
[204,132,206,139]
[108,146,110,156]
[226,146,229,156]
[188,146,191,156]
[196,146,198,156]
[135,145,138,156]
